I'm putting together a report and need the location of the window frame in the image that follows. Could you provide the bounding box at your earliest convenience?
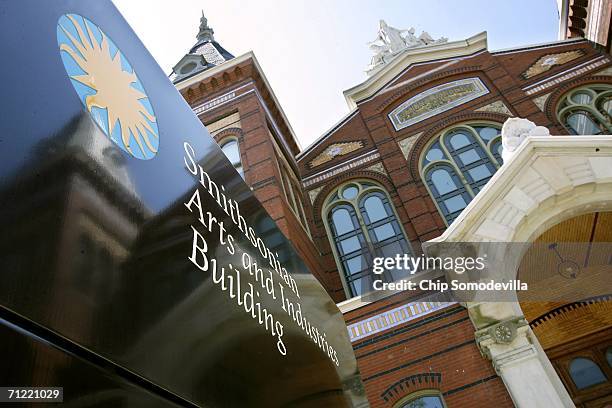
[419,122,502,225]
[393,389,447,408]
[553,345,612,404]
[557,84,612,135]
[323,180,413,299]
[219,137,244,179]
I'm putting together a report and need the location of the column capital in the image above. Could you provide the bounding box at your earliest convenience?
[475,317,530,364]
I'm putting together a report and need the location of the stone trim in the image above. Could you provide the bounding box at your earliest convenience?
[347,300,452,342]
[474,100,513,116]
[389,77,489,130]
[309,141,364,168]
[303,151,380,187]
[521,50,586,79]
[364,162,388,176]
[307,185,324,204]
[523,56,609,95]
[398,133,421,160]
[375,66,483,114]
[532,93,551,112]
[595,66,612,76]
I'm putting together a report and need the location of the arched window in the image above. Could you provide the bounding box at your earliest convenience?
[324,181,413,298]
[557,84,612,135]
[420,123,502,224]
[569,357,607,390]
[395,391,446,408]
[220,139,244,178]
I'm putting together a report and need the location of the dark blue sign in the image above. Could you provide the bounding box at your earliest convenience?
[0,1,366,406]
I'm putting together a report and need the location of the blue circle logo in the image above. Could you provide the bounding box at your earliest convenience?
[57,14,159,160]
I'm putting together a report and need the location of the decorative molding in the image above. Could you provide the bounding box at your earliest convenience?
[308,185,324,204]
[523,56,609,95]
[521,50,586,79]
[532,93,551,112]
[398,133,421,160]
[309,141,364,168]
[389,77,489,130]
[364,162,388,176]
[475,100,513,116]
[347,301,452,342]
[376,65,483,113]
[303,151,380,187]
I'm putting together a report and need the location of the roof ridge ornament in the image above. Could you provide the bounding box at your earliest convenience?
[197,10,215,42]
[366,20,447,75]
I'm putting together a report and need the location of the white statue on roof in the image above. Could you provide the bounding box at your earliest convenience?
[367,20,448,75]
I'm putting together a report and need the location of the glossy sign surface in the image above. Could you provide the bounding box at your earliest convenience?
[0,1,365,406]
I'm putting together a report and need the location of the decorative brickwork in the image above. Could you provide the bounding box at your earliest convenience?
[521,50,586,79]
[381,372,442,404]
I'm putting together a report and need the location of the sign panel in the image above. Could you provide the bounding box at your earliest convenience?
[0,1,366,406]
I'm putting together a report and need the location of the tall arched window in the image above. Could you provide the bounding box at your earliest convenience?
[324,181,413,298]
[395,391,446,408]
[220,138,244,178]
[557,84,612,135]
[569,357,607,390]
[420,123,502,224]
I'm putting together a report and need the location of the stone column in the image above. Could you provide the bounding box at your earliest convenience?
[475,313,575,408]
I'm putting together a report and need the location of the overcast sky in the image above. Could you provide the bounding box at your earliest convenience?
[113,0,560,150]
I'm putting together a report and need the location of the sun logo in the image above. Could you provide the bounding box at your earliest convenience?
[57,14,159,160]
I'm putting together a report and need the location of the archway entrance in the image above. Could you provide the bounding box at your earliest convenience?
[518,212,612,407]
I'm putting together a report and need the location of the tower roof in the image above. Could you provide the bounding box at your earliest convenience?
[171,11,234,84]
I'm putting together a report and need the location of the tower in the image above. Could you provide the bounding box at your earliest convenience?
[171,11,234,83]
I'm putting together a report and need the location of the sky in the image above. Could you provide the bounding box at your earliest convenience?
[113,0,560,150]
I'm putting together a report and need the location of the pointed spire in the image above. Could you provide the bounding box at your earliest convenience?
[197,10,215,42]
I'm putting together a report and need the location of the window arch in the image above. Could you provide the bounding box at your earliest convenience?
[220,138,244,178]
[324,181,413,298]
[394,390,446,408]
[420,123,502,224]
[557,84,612,135]
[569,357,607,390]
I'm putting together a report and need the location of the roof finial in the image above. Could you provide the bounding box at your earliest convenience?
[197,10,215,42]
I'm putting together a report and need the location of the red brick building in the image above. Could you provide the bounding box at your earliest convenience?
[173,14,612,408]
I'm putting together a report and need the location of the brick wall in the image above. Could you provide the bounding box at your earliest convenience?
[177,39,612,407]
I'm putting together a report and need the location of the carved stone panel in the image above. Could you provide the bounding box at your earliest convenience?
[389,77,489,131]
[521,50,586,79]
[309,141,364,168]
[475,100,513,116]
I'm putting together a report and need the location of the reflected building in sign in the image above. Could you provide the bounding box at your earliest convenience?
[175,12,612,408]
